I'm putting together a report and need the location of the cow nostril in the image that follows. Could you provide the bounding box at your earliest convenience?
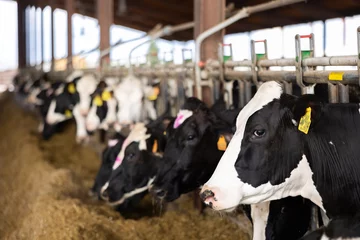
[208,201,213,208]
[200,189,215,201]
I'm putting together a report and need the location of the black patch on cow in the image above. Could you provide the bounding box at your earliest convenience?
[265,197,312,240]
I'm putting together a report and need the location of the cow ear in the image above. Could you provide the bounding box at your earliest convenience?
[289,94,324,134]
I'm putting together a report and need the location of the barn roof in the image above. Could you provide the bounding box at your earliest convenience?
[21,0,360,41]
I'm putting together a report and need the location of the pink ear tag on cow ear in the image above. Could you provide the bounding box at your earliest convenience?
[173,110,193,129]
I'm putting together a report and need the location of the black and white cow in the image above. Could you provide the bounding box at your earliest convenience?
[46,74,98,142]
[200,81,360,239]
[85,81,119,133]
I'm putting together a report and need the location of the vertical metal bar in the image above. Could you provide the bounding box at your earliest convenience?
[194,0,225,106]
[238,80,245,109]
[34,7,37,66]
[66,0,74,70]
[328,83,339,103]
[338,84,349,103]
[244,80,252,105]
[40,7,44,69]
[283,81,293,95]
[17,1,27,68]
[250,40,259,88]
[357,26,360,86]
[295,34,304,89]
[97,0,114,69]
[51,7,55,71]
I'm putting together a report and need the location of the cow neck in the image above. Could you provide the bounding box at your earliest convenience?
[303,103,360,218]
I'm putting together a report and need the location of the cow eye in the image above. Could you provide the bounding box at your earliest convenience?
[253,129,266,138]
[127,153,135,159]
[187,134,195,141]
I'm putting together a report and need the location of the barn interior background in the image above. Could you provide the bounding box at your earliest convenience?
[0,0,360,239]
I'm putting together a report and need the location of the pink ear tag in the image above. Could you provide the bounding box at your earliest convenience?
[173,110,193,129]
[173,115,184,129]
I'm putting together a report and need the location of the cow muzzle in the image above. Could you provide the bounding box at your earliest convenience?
[200,185,238,211]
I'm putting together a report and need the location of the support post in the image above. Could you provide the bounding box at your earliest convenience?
[17,0,27,68]
[97,0,113,68]
[40,7,44,69]
[194,0,225,106]
[66,0,74,70]
[51,7,55,71]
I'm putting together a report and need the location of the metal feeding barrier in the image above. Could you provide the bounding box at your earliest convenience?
[114,26,358,111]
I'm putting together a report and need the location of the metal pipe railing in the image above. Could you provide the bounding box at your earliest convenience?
[194,0,306,100]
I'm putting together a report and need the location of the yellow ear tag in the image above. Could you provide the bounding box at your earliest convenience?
[148,86,160,101]
[93,96,103,107]
[152,139,158,153]
[67,83,76,94]
[298,107,312,134]
[65,109,72,118]
[217,135,227,151]
[163,131,166,136]
[101,91,112,101]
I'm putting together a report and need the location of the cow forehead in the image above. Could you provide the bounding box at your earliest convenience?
[235,81,283,131]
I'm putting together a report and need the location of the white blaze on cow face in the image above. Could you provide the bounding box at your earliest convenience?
[112,122,150,170]
[201,81,284,211]
[114,75,144,125]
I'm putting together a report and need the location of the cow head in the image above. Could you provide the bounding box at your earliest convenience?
[46,80,80,125]
[90,133,126,198]
[201,81,325,211]
[86,81,117,133]
[73,74,98,116]
[99,116,171,206]
[114,75,144,126]
[153,97,233,202]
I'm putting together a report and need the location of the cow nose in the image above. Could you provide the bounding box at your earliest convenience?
[200,189,216,208]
